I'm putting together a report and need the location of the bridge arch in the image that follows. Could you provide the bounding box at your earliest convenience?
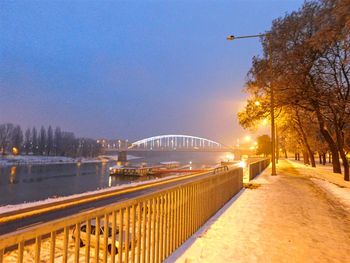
[130,134,223,150]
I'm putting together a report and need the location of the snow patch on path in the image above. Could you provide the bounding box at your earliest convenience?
[311,178,350,212]
[169,160,350,263]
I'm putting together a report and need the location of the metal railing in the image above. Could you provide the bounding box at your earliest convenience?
[248,158,270,181]
[0,167,243,263]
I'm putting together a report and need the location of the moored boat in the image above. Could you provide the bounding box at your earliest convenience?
[109,165,153,176]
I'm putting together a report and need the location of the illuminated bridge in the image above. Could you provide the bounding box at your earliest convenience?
[129,134,224,150]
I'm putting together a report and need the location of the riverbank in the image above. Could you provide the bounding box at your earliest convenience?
[167,160,350,263]
[0,154,142,167]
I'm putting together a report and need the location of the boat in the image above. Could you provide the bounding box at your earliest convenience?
[109,161,181,176]
[159,161,180,169]
[109,165,153,176]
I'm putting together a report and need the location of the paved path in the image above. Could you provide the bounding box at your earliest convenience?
[168,160,350,263]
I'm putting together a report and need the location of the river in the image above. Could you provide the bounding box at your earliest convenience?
[0,152,231,206]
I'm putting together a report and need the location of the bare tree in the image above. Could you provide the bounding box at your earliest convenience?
[11,125,23,154]
[24,128,31,155]
[32,127,38,155]
[47,126,53,156]
[0,123,14,155]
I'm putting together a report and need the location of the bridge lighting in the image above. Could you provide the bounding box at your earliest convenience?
[130,135,224,150]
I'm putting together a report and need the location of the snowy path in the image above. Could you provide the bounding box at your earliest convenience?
[167,160,350,263]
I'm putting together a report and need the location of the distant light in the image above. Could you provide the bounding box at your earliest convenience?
[225,154,234,161]
[244,135,252,142]
[254,101,261,106]
[12,147,19,155]
[238,160,246,168]
[189,161,192,165]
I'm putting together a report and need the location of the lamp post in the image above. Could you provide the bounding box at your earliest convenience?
[227,33,277,175]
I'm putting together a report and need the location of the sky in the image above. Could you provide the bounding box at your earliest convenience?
[0,0,304,145]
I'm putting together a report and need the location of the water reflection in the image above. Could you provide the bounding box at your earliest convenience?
[0,152,229,206]
[9,166,17,184]
[108,175,112,187]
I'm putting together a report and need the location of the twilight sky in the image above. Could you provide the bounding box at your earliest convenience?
[0,0,303,145]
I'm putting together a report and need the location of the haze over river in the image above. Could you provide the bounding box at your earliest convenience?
[0,152,230,206]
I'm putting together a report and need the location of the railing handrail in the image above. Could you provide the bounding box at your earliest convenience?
[0,167,242,249]
[0,167,227,224]
[248,157,270,166]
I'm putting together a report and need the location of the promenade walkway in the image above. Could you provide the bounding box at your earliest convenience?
[167,160,350,263]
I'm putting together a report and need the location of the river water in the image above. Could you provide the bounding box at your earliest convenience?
[0,152,230,206]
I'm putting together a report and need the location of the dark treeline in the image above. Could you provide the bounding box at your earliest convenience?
[238,0,350,181]
[0,123,102,158]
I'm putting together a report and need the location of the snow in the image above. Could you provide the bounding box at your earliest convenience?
[311,178,350,212]
[0,154,142,167]
[2,227,129,262]
[167,160,350,263]
[286,159,350,188]
[0,155,77,166]
[2,159,350,262]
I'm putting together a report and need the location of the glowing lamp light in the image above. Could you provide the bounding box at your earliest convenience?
[225,154,235,161]
[12,147,19,155]
[262,118,268,126]
[244,135,252,142]
[238,160,247,168]
[254,101,261,106]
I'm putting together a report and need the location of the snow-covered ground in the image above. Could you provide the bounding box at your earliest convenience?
[167,160,350,263]
[0,154,141,167]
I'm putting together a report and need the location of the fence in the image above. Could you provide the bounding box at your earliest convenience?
[0,167,243,263]
[248,158,270,181]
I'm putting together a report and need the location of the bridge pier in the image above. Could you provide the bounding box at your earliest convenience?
[118,151,128,162]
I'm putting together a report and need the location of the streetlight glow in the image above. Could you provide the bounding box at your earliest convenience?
[227,32,277,176]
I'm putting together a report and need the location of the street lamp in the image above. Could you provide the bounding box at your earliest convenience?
[227,33,277,176]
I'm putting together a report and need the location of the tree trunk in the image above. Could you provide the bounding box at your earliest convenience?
[303,151,310,165]
[314,108,341,173]
[322,153,326,165]
[310,152,316,167]
[284,150,288,158]
[319,153,322,164]
[295,111,315,167]
[339,150,350,181]
[295,153,298,160]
